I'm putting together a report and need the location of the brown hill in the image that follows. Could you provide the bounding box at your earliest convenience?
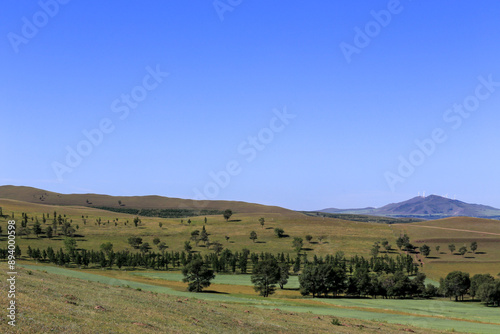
[0,185,298,216]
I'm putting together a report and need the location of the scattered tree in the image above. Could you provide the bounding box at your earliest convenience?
[448,244,456,254]
[292,237,303,253]
[223,209,233,222]
[251,258,280,297]
[64,237,77,252]
[305,235,313,243]
[211,241,224,255]
[184,241,192,253]
[33,221,42,238]
[274,228,285,238]
[182,259,215,292]
[128,236,143,249]
[139,242,151,253]
[46,226,53,239]
[259,217,265,228]
[100,242,113,255]
[470,241,478,254]
[249,231,258,243]
[420,244,431,258]
[459,246,468,257]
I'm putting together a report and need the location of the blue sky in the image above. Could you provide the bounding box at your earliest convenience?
[2,0,500,210]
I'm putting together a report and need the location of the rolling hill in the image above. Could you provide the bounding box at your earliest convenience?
[0,185,298,216]
[320,195,500,219]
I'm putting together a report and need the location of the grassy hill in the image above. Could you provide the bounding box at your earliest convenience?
[0,185,298,216]
[0,198,391,259]
[392,217,500,279]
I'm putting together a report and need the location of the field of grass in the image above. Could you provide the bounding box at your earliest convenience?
[10,263,500,333]
[1,262,456,334]
[0,198,394,259]
[392,217,500,279]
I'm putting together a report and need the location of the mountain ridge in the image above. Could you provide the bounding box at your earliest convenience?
[319,195,500,219]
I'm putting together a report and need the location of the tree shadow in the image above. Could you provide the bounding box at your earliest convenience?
[426,256,440,259]
[302,247,314,251]
[464,256,475,259]
[201,290,229,295]
[228,219,241,222]
[255,241,266,244]
[475,252,487,255]
[265,227,274,230]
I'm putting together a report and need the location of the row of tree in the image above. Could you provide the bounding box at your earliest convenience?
[439,271,500,305]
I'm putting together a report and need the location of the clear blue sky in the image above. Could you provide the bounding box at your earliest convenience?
[2,1,500,210]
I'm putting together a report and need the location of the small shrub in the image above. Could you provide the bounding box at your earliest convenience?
[331,317,341,326]
[27,270,33,275]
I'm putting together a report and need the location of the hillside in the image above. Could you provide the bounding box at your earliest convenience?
[0,185,298,216]
[0,263,451,334]
[321,195,500,219]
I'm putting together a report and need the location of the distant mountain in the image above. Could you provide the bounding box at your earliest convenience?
[320,195,500,219]
[0,185,297,216]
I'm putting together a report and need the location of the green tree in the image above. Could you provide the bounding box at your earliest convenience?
[128,236,143,249]
[318,235,325,244]
[470,241,478,254]
[259,217,265,228]
[133,216,141,227]
[158,242,167,251]
[182,259,215,292]
[305,235,313,243]
[274,227,285,238]
[64,237,77,252]
[33,221,42,238]
[249,231,258,243]
[419,244,431,258]
[299,264,346,298]
[211,241,223,255]
[448,244,456,254]
[184,241,192,253]
[223,209,233,222]
[45,226,53,239]
[292,237,303,253]
[477,280,500,306]
[458,246,468,257]
[200,225,209,245]
[153,237,161,245]
[190,230,200,245]
[371,243,380,257]
[278,263,290,289]
[436,245,441,253]
[470,273,494,300]
[139,242,150,253]
[440,271,470,301]
[251,259,280,297]
[100,242,113,255]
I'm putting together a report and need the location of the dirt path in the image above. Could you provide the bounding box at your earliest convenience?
[396,224,500,236]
